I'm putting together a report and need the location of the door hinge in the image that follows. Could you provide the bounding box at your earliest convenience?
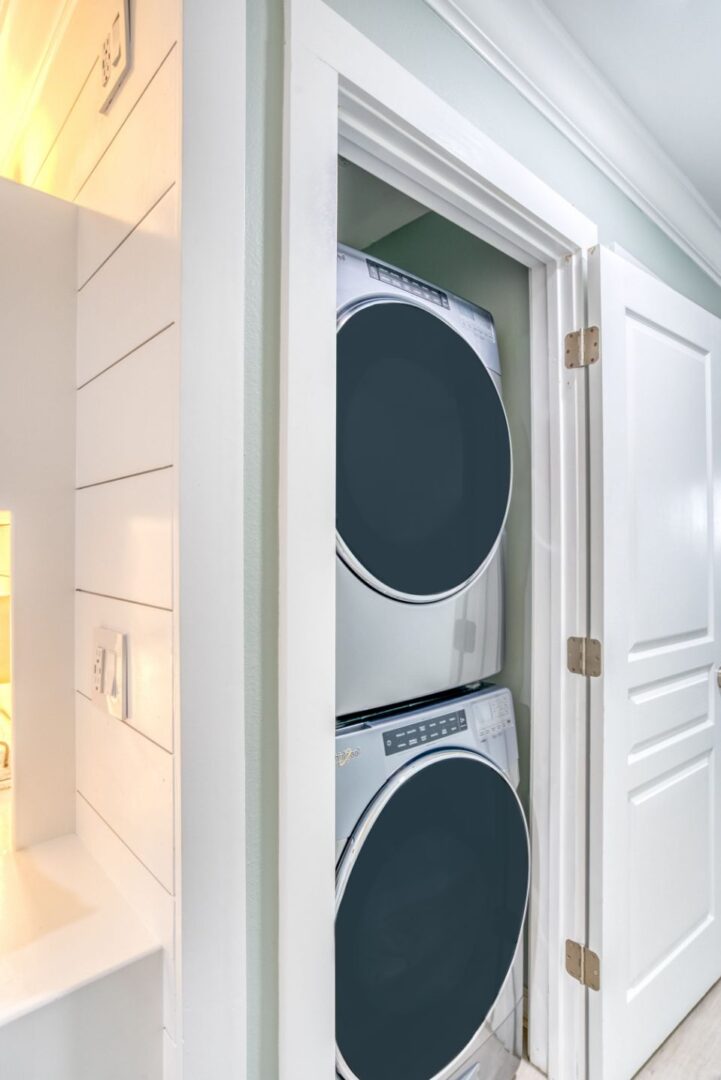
[567,636,602,677]
[565,939,601,991]
[565,326,600,368]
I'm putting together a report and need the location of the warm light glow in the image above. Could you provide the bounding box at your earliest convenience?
[0,513,11,826]
[0,513,11,856]
[0,512,10,683]
[0,0,72,192]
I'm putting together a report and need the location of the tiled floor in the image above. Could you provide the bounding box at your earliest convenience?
[517,1060,544,1078]
[635,978,721,1078]
[516,978,721,1079]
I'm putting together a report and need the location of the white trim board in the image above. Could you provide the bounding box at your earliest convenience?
[178,0,247,1076]
[425,0,721,286]
[281,1,597,1077]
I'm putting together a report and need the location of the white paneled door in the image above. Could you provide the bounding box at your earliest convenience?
[587,246,721,1079]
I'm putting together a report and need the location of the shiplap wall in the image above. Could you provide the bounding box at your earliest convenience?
[18,1,182,1071]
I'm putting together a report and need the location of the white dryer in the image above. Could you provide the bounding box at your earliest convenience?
[336,245,512,717]
[335,685,528,1080]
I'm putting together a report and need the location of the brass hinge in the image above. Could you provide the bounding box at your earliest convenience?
[565,939,601,991]
[565,326,600,368]
[567,636,602,677]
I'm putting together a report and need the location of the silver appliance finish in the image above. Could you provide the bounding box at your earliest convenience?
[336,244,507,716]
[335,685,526,1080]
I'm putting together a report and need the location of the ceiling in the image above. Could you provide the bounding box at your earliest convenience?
[539,0,721,220]
[0,0,70,172]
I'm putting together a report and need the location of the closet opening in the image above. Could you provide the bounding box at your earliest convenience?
[335,157,533,1077]
[279,27,596,1075]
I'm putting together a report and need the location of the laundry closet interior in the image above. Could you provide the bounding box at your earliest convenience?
[333,157,534,1080]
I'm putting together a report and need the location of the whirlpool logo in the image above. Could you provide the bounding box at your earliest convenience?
[336,747,360,768]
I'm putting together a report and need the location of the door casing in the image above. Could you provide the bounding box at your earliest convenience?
[281,1,598,1076]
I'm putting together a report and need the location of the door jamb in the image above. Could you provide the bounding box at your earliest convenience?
[281,2,598,1075]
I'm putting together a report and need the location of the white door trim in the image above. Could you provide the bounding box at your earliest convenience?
[281,2,597,1076]
[178,0,247,1076]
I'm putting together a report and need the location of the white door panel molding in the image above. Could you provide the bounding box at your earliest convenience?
[587,246,721,1078]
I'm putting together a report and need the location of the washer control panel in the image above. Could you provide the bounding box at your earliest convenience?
[476,692,513,740]
[382,709,468,756]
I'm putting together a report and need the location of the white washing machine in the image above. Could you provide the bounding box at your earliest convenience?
[336,245,512,717]
[335,685,528,1080]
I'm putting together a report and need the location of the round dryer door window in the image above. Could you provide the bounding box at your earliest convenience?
[336,299,512,601]
[335,751,529,1080]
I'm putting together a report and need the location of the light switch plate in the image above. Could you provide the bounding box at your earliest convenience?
[92,627,127,721]
[100,0,131,114]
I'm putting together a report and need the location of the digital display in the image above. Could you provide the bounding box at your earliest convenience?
[366,259,450,308]
[382,710,468,756]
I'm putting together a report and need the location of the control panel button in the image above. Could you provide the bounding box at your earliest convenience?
[382,710,468,756]
[366,259,450,308]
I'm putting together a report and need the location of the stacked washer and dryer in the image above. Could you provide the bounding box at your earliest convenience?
[335,244,529,1080]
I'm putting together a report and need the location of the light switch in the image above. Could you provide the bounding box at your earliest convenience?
[111,14,122,64]
[92,628,127,721]
[99,2,131,113]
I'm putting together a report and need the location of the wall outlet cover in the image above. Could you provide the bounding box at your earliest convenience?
[92,627,127,721]
[100,1,131,114]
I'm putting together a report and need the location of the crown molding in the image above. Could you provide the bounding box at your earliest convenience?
[425,0,721,286]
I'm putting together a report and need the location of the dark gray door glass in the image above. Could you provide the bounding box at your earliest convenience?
[336,301,511,599]
[335,754,529,1080]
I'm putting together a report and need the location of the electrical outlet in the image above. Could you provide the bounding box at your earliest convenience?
[93,645,105,693]
[101,34,112,89]
[99,1,131,114]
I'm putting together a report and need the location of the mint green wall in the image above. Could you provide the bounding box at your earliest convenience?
[368,216,533,814]
[329,0,721,319]
[244,3,721,1077]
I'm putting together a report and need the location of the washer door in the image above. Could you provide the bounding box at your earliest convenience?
[336,298,512,602]
[335,751,529,1080]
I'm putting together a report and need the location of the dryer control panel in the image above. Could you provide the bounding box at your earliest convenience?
[366,258,450,309]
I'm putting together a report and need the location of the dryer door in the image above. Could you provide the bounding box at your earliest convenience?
[335,750,529,1080]
[336,299,512,603]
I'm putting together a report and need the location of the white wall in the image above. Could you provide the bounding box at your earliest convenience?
[0,178,77,849]
[0,515,11,726]
[12,0,182,1067]
[0,517,9,591]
